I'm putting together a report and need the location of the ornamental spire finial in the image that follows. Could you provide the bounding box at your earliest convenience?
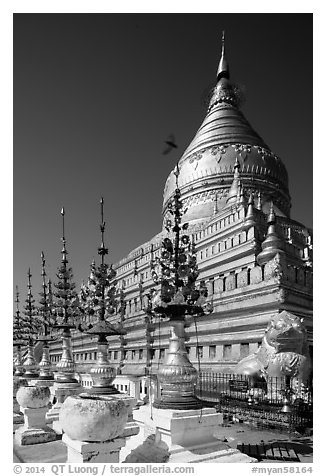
[15,285,20,311]
[217,30,230,82]
[60,207,68,264]
[226,157,241,206]
[98,197,108,265]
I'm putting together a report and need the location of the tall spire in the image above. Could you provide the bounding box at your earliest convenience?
[217,31,230,82]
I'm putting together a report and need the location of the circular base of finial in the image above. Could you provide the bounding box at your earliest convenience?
[153,395,203,410]
[55,375,78,384]
[86,385,121,395]
[14,370,25,377]
[38,375,55,381]
[23,371,39,379]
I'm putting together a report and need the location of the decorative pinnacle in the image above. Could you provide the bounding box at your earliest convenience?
[60,207,68,263]
[27,268,32,295]
[221,30,225,56]
[15,285,20,311]
[268,202,276,224]
[217,30,230,82]
[173,163,180,189]
[98,197,108,263]
[61,207,65,240]
[41,251,46,279]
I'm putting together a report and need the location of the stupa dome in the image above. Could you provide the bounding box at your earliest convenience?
[162,34,291,225]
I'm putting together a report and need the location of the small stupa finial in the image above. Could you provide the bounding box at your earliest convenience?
[243,192,256,229]
[226,157,241,206]
[257,203,285,266]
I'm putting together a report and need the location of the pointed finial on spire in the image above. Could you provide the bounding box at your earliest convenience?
[41,251,47,286]
[268,201,276,224]
[61,207,65,239]
[15,285,20,310]
[217,30,230,82]
[98,197,108,264]
[213,191,218,214]
[226,157,241,205]
[257,191,262,210]
[60,207,68,263]
[257,203,285,266]
[27,268,32,290]
[173,163,180,189]
[238,183,246,207]
[221,30,225,55]
[243,192,256,229]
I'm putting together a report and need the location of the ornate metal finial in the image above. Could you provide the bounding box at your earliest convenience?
[257,201,285,266]
[60,207,68,264]
[61,207,65,237]
[98,197,108,265]
[13,285,26,376]
[15,285,19,309]
[238,183,246,207]
[40,251,49,336]
[226,157,241,205]
[243,192,256,230]
[213,191,218,214]
[268,201,276,224]
[173,163,180,190]
[27,268,32,295]
[217,30,230,82]
[41,251,46,279]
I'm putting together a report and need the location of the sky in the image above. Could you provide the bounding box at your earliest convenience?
[13,13,312,304]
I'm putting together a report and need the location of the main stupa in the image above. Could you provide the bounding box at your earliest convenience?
[163,32,290,225]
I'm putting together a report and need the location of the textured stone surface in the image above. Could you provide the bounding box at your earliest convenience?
[59,394,128,442]
[62,433,126,463]
[15,426,56,446]
[16,386,50,409]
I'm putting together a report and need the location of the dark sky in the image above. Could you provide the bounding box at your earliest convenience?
[13,13,312,302]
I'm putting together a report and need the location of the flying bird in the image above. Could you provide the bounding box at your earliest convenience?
[163,134,178,155]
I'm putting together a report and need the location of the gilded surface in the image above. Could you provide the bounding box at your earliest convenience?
[234,311,311,381]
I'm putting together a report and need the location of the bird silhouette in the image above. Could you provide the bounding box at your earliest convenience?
[163,134,178,155]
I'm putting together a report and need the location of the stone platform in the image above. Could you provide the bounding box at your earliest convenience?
[121,404,256,463]
[13,421,313,464]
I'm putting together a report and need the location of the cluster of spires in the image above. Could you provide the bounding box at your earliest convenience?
[220,155,308,267]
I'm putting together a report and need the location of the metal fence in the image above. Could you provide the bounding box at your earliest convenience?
[195,372,313,433]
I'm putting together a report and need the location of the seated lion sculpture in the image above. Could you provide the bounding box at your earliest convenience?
[234,311,311,384]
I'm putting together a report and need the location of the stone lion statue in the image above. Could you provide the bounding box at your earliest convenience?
[235,311,311,383]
